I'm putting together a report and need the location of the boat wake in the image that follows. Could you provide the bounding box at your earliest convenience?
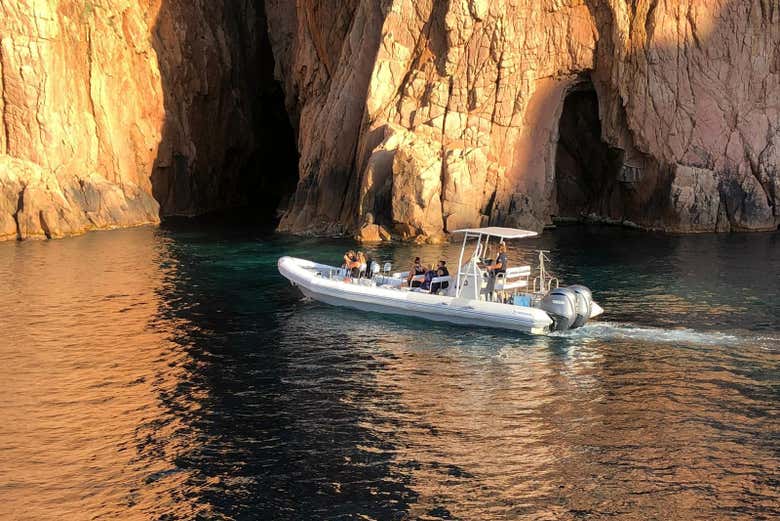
[549,321,772,348]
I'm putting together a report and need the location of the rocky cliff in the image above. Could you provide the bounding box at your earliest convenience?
[272,0,780,240]
[1,0,777,241]
[0,0,295,240]
[1,1,161,240]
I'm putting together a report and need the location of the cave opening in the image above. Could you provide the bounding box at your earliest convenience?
[552,82,624,223]
[151,0,299,229]
[241,0,299,226]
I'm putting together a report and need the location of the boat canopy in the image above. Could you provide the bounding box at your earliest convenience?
[452,227,538,239]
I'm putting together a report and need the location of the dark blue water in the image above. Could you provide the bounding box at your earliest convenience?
[0,224,778,520]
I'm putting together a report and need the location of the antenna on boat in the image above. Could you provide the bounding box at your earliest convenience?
[536,250,552,294]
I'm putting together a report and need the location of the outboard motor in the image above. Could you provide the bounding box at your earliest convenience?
[540,287,578,331]
[567,285,593,329]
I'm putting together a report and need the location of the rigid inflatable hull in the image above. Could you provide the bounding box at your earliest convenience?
[278,256,555,334]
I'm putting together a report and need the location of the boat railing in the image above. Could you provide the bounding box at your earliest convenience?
[532,276,559,293]
[328,268,343,279]
[531,249,561,294]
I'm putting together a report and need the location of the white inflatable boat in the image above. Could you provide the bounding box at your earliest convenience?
[278,227,603,335]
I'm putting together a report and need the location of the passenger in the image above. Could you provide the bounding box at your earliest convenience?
[421,260,449,293]
[419,265,436,291]
[406,256,427,287]
[356,251,368,277]
[343,250,355,268]
[343,250,359,277]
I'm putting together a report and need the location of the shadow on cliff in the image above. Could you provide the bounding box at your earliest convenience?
[149,0,299,227]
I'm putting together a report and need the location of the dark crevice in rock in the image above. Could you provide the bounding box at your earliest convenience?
[38,210,52,240]
[14,187,24,240]
[553,82,625,222]
[248,0,300,223]
[0,43,9,155]
[439,76,454,234]
[151,0,299,227]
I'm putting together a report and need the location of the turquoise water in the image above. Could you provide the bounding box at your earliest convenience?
[0,223,778,519]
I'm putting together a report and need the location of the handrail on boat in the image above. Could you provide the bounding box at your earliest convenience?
[532,276,559,293]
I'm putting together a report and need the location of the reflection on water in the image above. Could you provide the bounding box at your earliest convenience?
[0,230,193,518]
[0,225,778,520]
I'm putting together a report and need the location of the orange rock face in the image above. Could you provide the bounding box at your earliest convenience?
[0,0,291,240]
[274,0,780,236]
[1,1,777,241]
[0,1,164,240]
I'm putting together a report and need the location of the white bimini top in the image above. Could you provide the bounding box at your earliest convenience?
[452,227,538,239]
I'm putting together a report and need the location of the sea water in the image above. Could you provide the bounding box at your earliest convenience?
[0,223,777,520]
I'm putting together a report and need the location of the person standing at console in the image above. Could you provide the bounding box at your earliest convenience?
[488,242,508,274]
[485,242,508,299]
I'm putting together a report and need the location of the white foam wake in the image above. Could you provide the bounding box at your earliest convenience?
[550,321,748,347]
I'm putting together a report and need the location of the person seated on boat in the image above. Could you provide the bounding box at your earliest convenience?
[420,260,449,293]
[343,250,355,268]
[356,251,368,277]
[343,250,359,276]
[406,257,427,287]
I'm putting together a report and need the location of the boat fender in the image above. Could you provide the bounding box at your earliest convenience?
[567,285,593,329]
[540,287,577,331]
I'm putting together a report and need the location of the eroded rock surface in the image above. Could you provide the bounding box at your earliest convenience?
[0,0,777,241]
[1,1,164,239]
[0,0,293,240]
[273,0,780,237]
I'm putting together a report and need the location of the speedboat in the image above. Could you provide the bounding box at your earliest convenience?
[277,227,604,335]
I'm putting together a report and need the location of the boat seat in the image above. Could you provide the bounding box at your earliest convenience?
[408,276,452,294]
[331,267,349,279]
[495,266,531,291]
[427,276,452,294]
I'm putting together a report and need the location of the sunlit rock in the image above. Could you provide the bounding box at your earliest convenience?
[0,0,777,241]
[273,0,780,238]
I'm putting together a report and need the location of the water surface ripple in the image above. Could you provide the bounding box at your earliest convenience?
[0,225,777,520]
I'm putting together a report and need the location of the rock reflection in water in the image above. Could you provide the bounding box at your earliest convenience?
[0,229,201,519]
